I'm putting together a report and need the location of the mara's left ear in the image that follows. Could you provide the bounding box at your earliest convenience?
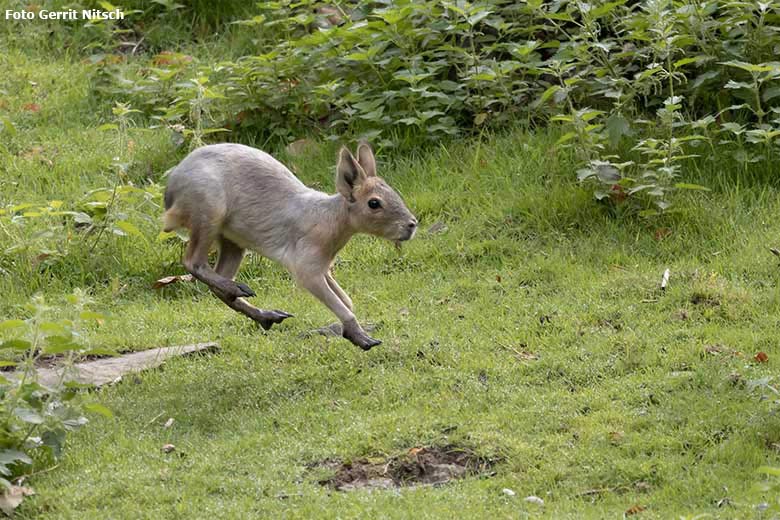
[336,146,367,201]
[356,141,377,177]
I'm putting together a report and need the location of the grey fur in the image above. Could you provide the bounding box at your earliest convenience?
[163,142,417,350]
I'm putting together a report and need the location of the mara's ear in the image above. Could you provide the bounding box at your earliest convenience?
[356,141,377,177]
[336,146,366,200]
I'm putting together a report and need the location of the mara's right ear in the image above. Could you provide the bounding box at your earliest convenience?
[356,141,377,177]
[336,146,366,201]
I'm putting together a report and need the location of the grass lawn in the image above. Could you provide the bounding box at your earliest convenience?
[3,33,780,520]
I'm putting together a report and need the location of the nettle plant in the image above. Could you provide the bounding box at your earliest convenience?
[92,52,230,149]
[92,0,780,213]
[719,60,780,166]
[530,0,780,213]
[0,291,112,485]
[0,103,163,280]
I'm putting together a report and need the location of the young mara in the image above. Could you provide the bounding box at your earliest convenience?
[162,142,417,350]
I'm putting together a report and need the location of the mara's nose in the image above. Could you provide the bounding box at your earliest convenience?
[407,218,418,230]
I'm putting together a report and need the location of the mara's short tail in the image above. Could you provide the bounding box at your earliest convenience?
[161,207,181,232]
[162,186,180,232]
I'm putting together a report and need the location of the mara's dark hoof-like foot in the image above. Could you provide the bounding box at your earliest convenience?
[234,282,256,298]
[342,326,382,351]
[257,310,294,331]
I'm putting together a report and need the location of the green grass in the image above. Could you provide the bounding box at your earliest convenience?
[3,23,780,520]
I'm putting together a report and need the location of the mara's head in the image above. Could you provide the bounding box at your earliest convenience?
[336,142,417,244]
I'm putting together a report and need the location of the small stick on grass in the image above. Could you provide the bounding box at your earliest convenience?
[576,483,631,497]
[661,268,670,291]
[143,411,165,429]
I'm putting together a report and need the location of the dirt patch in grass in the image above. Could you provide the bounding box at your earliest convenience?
[314,445,497,491]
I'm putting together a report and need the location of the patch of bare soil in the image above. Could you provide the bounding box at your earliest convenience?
[314,445,497,491]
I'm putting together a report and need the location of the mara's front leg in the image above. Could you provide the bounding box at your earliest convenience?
[326,270,353,311]
[295,266,380,351]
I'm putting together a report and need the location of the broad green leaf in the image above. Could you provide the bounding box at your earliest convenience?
[114,221,148,243]
[80,311,105,323]
[42,429,66,458]
[606,113,631,147]
[63,416,89,429]
[545,12,574,21]
[720,61,773,73]
[534,85,561,107]
[203,88,226,99]
[467,10,492,26]
[579,110,604,122]
[345,52,370,61]
[44,335,81,354]
[14,408,43,425]
[673,57,697,69]
[84,403,114,418]
[725,80,751,90]
[74,212,93,225]
[691,70,719,89]
[763,87,780,102]
[0,450,32,466]
[358,108,385,121]
[0,320,25,333]
[0,340,31,351]
[589,0,626,18]
[470,72,497,81]
[40,322,69,337]
[556,132,577,145]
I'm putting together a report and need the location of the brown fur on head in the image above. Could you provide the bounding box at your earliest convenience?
[336,142,417,243]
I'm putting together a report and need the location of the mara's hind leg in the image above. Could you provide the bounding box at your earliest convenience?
[211,236,293,331]
[183,220,255,300]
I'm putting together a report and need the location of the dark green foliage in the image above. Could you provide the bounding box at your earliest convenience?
[0,292,112,488]
[79,0,780,212]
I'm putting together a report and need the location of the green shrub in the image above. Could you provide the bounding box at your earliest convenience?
[87,0,780,212]
[0,291,112,491]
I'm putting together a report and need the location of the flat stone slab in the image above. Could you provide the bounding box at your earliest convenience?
[11,343,218,389]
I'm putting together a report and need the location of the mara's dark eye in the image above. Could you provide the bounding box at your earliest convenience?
[368,199,382,209]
